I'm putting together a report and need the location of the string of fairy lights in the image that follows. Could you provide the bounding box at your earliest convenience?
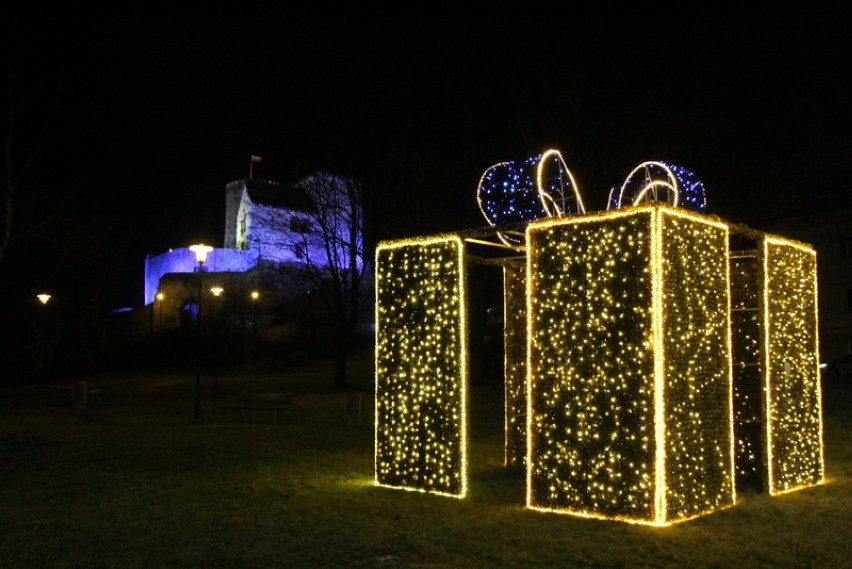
[730,250,766,489]
[374,150,824,525]
[658,210,734,521]
[526,209,659,522]
[374,236,468,497]
[503,264,527,468]
[762,238,824,494]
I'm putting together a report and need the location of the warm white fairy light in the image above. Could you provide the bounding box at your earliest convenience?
[525,204,734,526]
[503,264,527,467]
[658,208,735,520]
[634,180,679,208]
[729,250,763,488]
[536,149,586,217]
[374,235,468,497]
[614,162,680,209]
[762,236,824,495]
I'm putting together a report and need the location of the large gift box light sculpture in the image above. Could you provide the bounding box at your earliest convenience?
[374,152,824,525]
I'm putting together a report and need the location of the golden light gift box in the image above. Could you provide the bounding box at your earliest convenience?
[373,203,824,524]
[524,205,734,525]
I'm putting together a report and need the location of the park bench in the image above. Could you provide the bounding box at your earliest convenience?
[72,381,101,409]
[230,392,293,425]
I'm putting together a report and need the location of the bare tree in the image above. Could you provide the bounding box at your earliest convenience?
[0,58,66,266]
[250,171,369,387]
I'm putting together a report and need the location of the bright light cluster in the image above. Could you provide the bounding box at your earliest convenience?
[525,205,734,525]
[659,210,734,520]
[503,264,527,467]
[609,162,707,214]
[373,199,823,525]
[477,150,584,245]
[762,238,824,494]
[374,236,468,497]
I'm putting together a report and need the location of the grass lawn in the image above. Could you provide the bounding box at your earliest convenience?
[1,351,851,568]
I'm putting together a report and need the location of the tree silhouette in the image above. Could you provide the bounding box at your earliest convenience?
[252,170,369,387]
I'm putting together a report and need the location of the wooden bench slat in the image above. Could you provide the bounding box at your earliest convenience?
[230,392,292,425]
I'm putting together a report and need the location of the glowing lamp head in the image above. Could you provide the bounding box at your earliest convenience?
[210,286,224,297]
[250,291,260,300]
[156,292,165,301]
[189,244,214,264]
[36,293,51,305]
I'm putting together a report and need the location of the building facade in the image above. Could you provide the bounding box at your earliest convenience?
[145,173,363,305]
[141,173,366,338]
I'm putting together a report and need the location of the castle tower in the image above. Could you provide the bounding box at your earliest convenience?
[224,179,245,248]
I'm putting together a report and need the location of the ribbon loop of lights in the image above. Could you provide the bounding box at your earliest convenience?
[609,161,707,214]
[477,149,585,246]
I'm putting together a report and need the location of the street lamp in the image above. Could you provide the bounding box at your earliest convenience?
[156,292,165,332]
[36,293,51,385]
[210,286,224,332]
[189,244,213,421]
[250,290,259,336]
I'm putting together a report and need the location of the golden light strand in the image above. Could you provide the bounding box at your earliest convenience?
[374,236,468,497]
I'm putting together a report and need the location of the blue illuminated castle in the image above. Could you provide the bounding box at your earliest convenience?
[143,172,364,332]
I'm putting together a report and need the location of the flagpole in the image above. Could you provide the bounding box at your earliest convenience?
[249,155,262,180]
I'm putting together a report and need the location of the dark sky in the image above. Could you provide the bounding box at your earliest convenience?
[4,4,851,307]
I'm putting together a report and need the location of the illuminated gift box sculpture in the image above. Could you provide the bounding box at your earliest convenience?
[729,232,824,495]
[374,152,824,524]
[503,263,527,468]
[374,236,468,497]
[525,205,735,525]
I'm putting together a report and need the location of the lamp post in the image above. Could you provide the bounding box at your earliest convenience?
[189,244,213,421]
[36,293,51,386]
[250,290,259,336]
[210,286,224,331]
[156,292,165,332]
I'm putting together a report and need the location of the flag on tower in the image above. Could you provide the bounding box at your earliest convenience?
[250,155,262,163]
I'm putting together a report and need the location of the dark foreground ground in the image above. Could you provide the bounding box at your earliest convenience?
[1,356,851,568]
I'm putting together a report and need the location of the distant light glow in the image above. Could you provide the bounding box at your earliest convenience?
[210,287,224,297]
[36,294,51,305]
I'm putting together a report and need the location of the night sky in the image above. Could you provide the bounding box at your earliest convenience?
[3,4,851,308]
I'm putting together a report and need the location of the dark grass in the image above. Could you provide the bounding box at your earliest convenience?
[1,355,851,568]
